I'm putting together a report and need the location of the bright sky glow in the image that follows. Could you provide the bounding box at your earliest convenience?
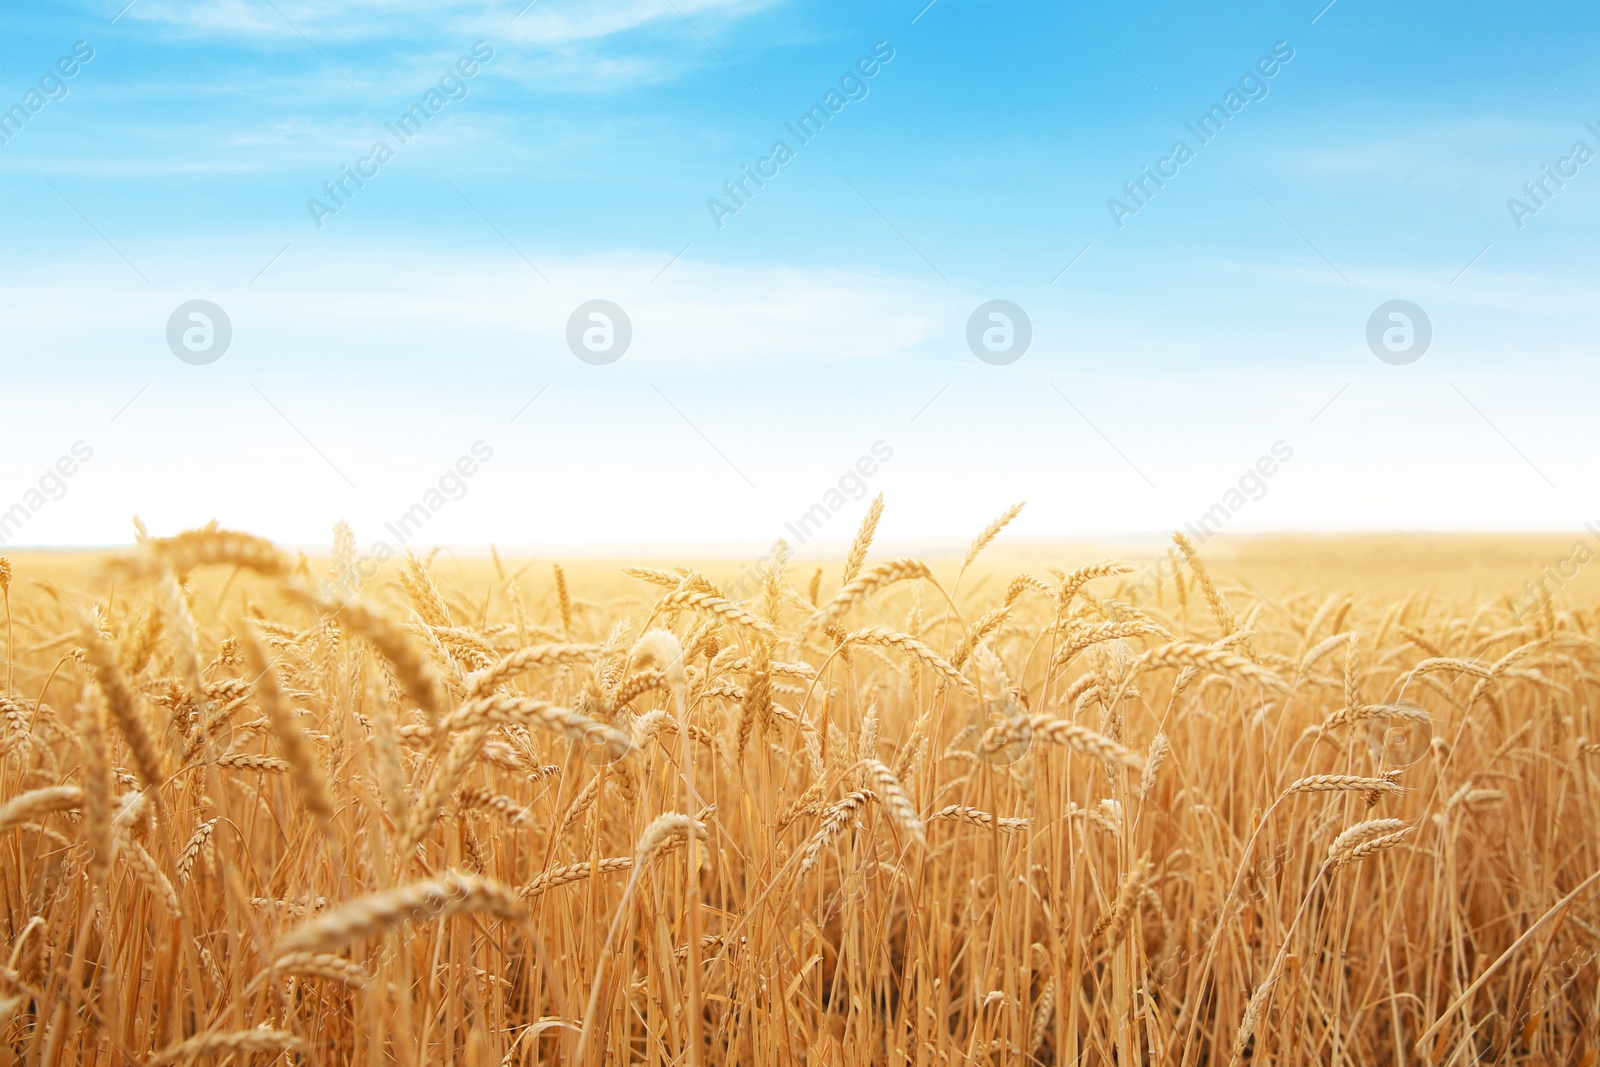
[2,1,1597,550]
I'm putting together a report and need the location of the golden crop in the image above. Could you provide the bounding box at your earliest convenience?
[0,514,1596,1065]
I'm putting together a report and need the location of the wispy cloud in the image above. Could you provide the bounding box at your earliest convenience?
[107,0,778,44]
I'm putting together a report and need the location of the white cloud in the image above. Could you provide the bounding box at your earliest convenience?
[113,0,777,45]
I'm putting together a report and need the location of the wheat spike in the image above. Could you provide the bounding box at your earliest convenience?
[77,687,115,890]
[950,606,1012,671]
[1172,532,1254,658]
[1102,858,1151,945]
[1327,818,1406,860]
[1139,732,1169,799]
[319,595,447,726]
[176,817,218,884]
[146,1027,305,1066]
[465,643,602,700]
[796,790,877,879]
[863,758,924,846]
[1054,560,1135,614]
[1332,825,1413,866]
[215,752,290,772]
[1282,774,1404,798]
[520,857,636,899]
[399,552,453,628]
[119,831,181,918]
[1024,717,1143,771]
[1132,641,1285,691]
[268,951,369,989]
[0,786,83,834]
[552,563,572,637]
[809,559,935,631]
[1030,978,1056,1054]
[843,493,885,585]
[928,805,1030,833]
[961,502,1025,574]
[80,627,166,791]
[659,589,775,638]
[241,627,334,832]
[457,786,532,826]
[277,871,523,954]
[842,627,976,692]
[636,811,707,860]
[443,694,631,759]
[1053,620,1165,670]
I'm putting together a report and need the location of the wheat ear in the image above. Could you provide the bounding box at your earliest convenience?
[464,643,601,700]
[146,1027,304,1066]
[276,871,523,954]
[77,687,115,890]
[842,493,885,584]
[1026,717,1143,771]
[809,559,935,631]
[241,627,334,833]
[1281,774,1404,798]
[961,502,1025,575]
[80,627,165,791]
[0,786,83,834]
[796,790,877,879]
[928,806,1030,833]
[1172,532,1253,657]
[863,758,924,846]
[843,627,976,692]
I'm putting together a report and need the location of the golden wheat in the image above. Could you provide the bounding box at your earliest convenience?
[1,525,1596,1065]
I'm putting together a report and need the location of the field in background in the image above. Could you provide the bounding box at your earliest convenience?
[2,524,1598,1065]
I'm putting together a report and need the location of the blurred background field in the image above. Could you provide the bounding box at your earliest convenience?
[8,532,1595,611]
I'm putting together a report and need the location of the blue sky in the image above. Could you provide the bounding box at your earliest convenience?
[2,0,1598,550]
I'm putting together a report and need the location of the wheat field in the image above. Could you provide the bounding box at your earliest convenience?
[1,512,1597,1066]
